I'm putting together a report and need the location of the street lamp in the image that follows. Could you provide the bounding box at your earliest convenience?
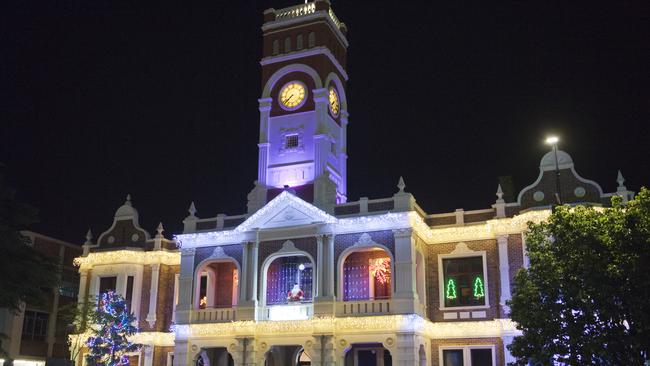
[545,136,562,205]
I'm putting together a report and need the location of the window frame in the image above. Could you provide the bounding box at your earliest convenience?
[439,345,496,366]
[438,251,490,310]
[21,310,49,341]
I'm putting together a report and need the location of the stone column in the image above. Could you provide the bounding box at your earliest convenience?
[392,228,418,314]
[238,241,259,320]
[389,333,419,366]
[142,344,154,366]
[173,340,189,366]
[257,143,270,185]
[176,248,196,325]
[498,235,511,314]
[314,234,335,316]
[503,336,516,364]
[303,336,323,366]
[146,263,160,328]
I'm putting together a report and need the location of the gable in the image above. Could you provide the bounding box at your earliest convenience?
[237,191,336,231]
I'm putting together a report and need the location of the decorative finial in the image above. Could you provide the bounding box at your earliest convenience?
[156,222,164,236]
[84,229,93,245]
[125,194,132,206]
[188,201,197,216]
[496,184,504,200]
[397,176,406,193]
[617,170,625,188]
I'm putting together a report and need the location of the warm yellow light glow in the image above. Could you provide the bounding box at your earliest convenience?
[175,315,520,339]
[74,250,180,270]
[545,136,559,145]
[279,82,306,109]
[328,86,340,116]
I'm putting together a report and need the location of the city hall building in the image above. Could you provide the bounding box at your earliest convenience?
[71,1,636,365]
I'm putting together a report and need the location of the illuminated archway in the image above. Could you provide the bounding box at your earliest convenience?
[340,247,393,301]
[194,259,239,310]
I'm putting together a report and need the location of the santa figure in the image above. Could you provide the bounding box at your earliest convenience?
[287,282,304,302]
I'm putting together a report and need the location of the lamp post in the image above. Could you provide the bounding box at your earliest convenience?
[545,136,562,205]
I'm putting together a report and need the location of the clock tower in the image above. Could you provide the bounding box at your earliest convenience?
[249,0,349,214]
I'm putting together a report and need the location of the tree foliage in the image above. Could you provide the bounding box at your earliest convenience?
[0,165,59,312]
[85,291,140,366]
[508,188,650,365]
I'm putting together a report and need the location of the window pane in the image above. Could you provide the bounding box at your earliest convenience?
[470,349,492,366]
[443,257,485,307]
[443,349,464,366]
[99,276,117,294]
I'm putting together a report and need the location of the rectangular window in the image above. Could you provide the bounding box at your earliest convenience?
[443,256,486,307]
[22,310,49,341]
[99,276,117,295]
[285,135,299,149]
[60,272,79,298]
[442,347,494,366]
[125,276,134,311]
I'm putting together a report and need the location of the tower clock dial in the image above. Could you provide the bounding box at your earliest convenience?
[279,81,307,110]
[328,86,340,117]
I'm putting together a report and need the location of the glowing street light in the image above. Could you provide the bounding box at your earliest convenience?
[545,136,562,205]
[545,136,559,145]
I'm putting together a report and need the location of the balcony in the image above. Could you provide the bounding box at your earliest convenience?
[264,303,313,321]
[337,299,392,317]
[192,307,236,323]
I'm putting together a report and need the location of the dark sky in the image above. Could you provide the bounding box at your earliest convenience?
[2,1,649,243]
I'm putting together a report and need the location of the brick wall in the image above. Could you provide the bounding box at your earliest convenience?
[507,234,524,295]
[139,264,180,332]
[430,337,504,366]
[426,240,501,321]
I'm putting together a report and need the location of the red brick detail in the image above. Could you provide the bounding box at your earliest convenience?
[507,234,524,293]
[138,264,180,332]
[156,265,180,332]
[139,266,152,331]
[430,337,504,366]
[426,240,501,322]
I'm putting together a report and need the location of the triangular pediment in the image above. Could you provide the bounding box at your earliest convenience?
[237,191,336,231]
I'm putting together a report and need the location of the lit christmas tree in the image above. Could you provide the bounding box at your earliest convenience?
[445,278,457,300]
[85,291,140,366]
[473,276,485,298]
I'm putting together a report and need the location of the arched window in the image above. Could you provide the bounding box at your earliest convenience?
[266,256,313,305]
[272,39,279,55]
[342,249,392,301]
[195,261,238,309]
[296,34,304,50]
[284,37,291,52]
[307,32,315,48]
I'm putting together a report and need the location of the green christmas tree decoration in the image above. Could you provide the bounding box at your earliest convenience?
[85,291,140,366]
[445,278,457,299]
[473,276,485,298]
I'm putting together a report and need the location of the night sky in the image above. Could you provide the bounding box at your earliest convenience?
[2,1,649,243]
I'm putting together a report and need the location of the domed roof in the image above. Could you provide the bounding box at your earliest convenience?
[540,149,574,171]
[114,194,139,219]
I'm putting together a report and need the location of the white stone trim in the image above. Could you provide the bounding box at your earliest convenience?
[437,245,490,311]
[261,46,349,81]
[438,344,496,366]
[89,263,144,319]
[261,63,323,99]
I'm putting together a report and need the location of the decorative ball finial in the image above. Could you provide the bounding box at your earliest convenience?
[125,194,132,206]
[397,176,406,193]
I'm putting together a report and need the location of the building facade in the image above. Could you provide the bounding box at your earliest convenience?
[71,1,636,365]
[0,231,82,366]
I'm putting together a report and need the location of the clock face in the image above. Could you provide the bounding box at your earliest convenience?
[279,82,307,110]
[328,86,340,117]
